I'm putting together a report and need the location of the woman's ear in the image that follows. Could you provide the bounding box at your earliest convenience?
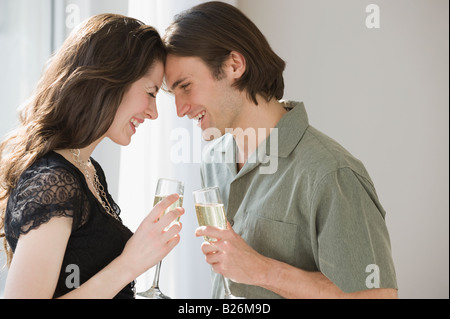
[224,51,246,80]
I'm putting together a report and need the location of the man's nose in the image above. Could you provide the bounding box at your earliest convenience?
[176,96,191,118]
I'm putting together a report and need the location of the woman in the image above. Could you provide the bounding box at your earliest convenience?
[0,14,183,299]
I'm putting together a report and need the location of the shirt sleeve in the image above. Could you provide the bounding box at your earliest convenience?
[311,167,398,293]
[6,165,87,246]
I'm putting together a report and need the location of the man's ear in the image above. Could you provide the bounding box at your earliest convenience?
[224,51,246,80]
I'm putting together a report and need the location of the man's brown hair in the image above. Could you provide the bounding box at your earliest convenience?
[163,1,286,105]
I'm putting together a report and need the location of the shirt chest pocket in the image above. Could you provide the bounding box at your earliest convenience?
[240,212,302,266]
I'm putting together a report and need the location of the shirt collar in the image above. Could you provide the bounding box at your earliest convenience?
[275,101,309,158]
[210,101,309,176]
[217,101,309,157]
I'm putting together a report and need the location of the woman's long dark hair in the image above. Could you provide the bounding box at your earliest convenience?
[0,13,166,265]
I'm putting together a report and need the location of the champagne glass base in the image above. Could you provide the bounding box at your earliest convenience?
[137,287,171,299]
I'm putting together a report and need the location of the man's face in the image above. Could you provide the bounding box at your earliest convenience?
[165,54,242,141]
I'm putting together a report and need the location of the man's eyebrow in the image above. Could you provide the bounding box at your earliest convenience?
[170,77,188,92]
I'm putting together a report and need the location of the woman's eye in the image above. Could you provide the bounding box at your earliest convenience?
[181,83,191,90]
[148,92,156,98]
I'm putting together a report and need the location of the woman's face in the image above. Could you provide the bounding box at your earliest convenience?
[106,61,164,146]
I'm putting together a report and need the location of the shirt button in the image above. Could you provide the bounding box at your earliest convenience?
[229,220,235,227]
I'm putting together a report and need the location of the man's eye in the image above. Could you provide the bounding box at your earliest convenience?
[148,93,156,98]
[181,83,191,90]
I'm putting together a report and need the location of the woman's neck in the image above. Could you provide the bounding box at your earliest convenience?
[55,139,103,164]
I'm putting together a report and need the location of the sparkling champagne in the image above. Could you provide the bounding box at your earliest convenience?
[154,195,183,224]
[195,203,227,242]
[154,195,183,211]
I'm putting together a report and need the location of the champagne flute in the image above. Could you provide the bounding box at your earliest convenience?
[138,178,184,299]
[193,186,242,299]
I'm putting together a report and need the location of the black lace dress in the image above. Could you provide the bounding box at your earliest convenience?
[4,151,135,298]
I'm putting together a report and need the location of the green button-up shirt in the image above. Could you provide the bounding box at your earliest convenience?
[200,101,397,299]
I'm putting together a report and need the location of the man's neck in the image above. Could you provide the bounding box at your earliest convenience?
[232,97,287,171]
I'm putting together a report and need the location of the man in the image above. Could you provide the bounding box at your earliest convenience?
[164,1,397,299]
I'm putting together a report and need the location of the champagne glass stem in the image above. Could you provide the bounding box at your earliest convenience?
[151,260,163,289]
[221,275,232,298]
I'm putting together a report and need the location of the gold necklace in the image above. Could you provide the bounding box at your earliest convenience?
[70,149,120,222]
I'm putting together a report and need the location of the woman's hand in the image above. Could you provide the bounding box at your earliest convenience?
[121,194,184,279]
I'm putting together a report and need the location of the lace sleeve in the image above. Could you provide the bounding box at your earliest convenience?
[6,165,88,242]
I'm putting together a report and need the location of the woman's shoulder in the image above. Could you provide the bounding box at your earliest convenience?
[6,152,90,248]
[21,151,82,185]
[12,151,88,207]
[11,152,91,214]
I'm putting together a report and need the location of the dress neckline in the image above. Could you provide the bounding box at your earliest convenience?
[48,151,121,223]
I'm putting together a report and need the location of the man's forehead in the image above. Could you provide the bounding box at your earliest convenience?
[165,56,188,86]
[165,55,203,90]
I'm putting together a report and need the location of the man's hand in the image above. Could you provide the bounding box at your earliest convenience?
[195,222,269,286]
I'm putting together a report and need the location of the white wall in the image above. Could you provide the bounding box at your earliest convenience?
[238,0,449,298]
[0,0,53,136]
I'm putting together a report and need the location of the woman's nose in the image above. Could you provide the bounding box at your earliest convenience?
[145,101,158,120]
